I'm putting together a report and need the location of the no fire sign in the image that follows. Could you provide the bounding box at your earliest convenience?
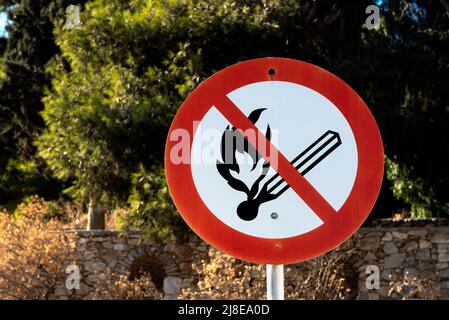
[165,58,383,265]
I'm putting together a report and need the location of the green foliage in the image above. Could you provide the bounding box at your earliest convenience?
[37,0,201,204]
[0,157,42,208]
[386,157,448,219]
[118,166,189,242]
[356,2,449,218]
[0,0,87,205]
[0,0,446,238]
[37,0,319,235]
[38,0,449,226]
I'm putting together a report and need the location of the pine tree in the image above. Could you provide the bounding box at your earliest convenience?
[0,0,86,205]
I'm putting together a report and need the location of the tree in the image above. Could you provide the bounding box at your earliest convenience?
[360,0,449,217]
[38,0,193,229]
[36,0,448,235]
[0,0,87,207]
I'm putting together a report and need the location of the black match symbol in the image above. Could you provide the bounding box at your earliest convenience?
[216,108,342,221]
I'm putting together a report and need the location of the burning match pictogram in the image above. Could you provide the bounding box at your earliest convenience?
[217,109,342,221]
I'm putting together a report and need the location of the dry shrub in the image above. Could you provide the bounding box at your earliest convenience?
[180,249,266,300]
[0,196,160,300]
[0,196,73,299]
[388,271,441,300]
[12,195,119,230]
[284,254,353,300]
[180,248,353,300]
[92,270,163,300]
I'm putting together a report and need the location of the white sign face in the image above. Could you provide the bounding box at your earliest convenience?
[191,81,358,239]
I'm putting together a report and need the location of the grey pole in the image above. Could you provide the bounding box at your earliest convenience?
[266,264,284,300]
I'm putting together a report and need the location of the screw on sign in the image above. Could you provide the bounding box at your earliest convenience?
[165,58,384,299]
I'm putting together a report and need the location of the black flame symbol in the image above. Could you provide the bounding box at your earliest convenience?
[216,108,344,222]
[216,108,278,221]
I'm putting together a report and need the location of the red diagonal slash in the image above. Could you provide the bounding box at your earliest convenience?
[214,95,337,223]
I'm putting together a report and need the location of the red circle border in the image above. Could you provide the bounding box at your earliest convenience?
[165,58,384,264]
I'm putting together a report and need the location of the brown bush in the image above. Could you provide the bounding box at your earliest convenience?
[180,248,354,300]
[0,196,163,300]
[388,271,441,300]
[180,249,266,300]
[0,197,73,299]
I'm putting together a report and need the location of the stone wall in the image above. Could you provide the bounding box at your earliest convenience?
[57,230,208,299]
[345,225,449,299]
[57,223,449,300]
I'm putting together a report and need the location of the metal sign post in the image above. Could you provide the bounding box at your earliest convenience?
[266,264,284,300]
